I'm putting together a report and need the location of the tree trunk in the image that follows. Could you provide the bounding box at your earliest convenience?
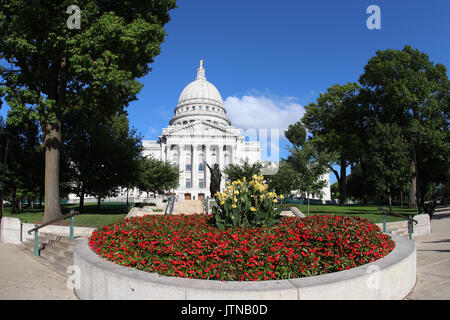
[400,191,403,208]
[17,198,22,213]
[79,183,85,212]
[11,188,17,214]
[389,194,392,211]
[409,162,417,208]
[339,160,347,206]
[28,197,33,209]
[43,122,62,223]
[97,195,101,210]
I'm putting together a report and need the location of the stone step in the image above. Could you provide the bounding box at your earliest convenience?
[22,249,68,276]
[39,249,73,269]
[43,244,74,259]
[20,232,79,278]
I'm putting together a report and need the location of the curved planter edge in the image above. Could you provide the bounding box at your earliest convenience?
[73,234,416,300]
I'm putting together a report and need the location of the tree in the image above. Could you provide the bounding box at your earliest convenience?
[286,141,330,214]
[301,82,363,205]
[137,156,179,198]
[284,122,329,213]
[265,160,300,199]
[359,45,450,209]
[0,110,44,213]
[223,158,263,183]
[62,110,143,210]
[0,0,176,222]
[364,121,412,210]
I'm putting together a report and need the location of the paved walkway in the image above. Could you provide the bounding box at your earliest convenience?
[0,242,77,300]
[0,206,449,300]
[406,205,450,300]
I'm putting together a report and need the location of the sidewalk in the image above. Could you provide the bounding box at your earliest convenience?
[406,205,450,300]
[0,241,77,300]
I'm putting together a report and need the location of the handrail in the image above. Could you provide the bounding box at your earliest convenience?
[27,210,80,235]
[378,207,418,240]
[27,209,79,257]
[377,207,418,224]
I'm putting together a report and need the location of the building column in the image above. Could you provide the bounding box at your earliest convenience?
[205,144,211,197]
[179,143,185,193]
[192,144,198,198]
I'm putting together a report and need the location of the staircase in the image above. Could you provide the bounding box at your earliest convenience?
[172,200,205,215]
[387,228,410,238]
[21,232,81,276]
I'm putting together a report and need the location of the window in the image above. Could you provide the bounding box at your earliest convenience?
[198,153,205,171]
[206,106,209,110]
[185,153,192,171]
[211,152,217,165]
[224,153,230,166]
[186,179,191,188]
[172,152,179,167]
[199,179,205,189]
[193,106,196,111]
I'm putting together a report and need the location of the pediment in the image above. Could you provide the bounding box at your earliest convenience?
[163,121,238,137]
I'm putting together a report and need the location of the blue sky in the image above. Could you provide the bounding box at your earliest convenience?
[1,0,449,184]
[128,0,450,184]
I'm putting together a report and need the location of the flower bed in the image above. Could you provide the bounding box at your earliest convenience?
[88,214,395,281]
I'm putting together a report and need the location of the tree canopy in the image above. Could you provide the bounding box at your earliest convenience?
[0,0,177,222]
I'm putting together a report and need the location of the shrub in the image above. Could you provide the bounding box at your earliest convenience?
[212,174,282,229]
[89,214,395,281]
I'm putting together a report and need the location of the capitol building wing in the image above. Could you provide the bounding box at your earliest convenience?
[143,60,261,200]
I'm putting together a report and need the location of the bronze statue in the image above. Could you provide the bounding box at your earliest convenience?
[206,162,222,198]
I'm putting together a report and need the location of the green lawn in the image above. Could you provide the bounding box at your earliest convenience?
[282,203,418,224]
[3,202,418,229]
[2,202,131,229]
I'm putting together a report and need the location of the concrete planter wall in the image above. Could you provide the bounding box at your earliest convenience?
[0,217,95,244]
[73,234,416,300]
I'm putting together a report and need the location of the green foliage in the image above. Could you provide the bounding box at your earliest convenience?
[286,141,330,200]
[0,112,44,212]
[212,175,282,229]
[301,82,362,205]
[61,110,143,203]
[223,158,263,182]
[285,122,306,147]
[137,155,179,197]
[364,121,412,201]
[0,0,176,220]
[359,45,450,207]
[265,160,299,197]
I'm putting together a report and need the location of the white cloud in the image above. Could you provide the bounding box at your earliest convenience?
[223,95,305,136]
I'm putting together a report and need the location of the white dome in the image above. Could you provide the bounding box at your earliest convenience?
[178,78,223,105]
[170,60,230,126]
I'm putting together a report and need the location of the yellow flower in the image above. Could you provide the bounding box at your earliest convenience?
[250,207,256,212]
[220,200,225,205]
[232,204,237,208]
[273,199,278,203]
[280,194,285,199]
